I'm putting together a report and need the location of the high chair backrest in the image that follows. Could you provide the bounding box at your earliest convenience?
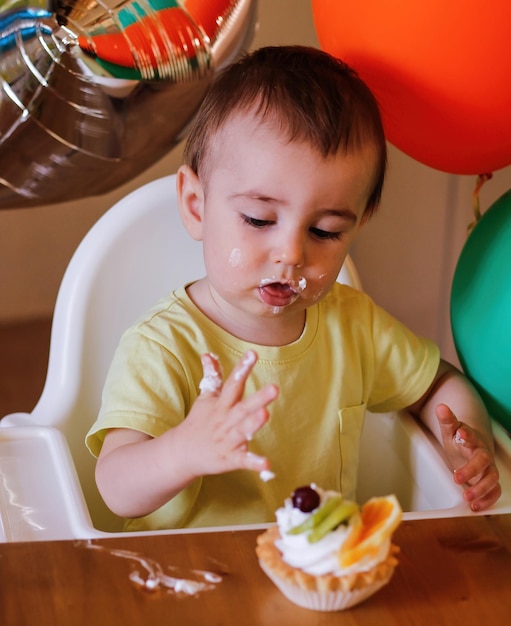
[4,174,362,533]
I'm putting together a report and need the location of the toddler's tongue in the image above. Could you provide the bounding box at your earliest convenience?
[259,283,297,307]
[265,283,294,296]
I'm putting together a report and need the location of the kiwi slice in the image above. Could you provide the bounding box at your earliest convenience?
[287,496,343,535]
[308,501,359,543]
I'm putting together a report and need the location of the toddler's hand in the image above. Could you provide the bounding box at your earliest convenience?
[179,350,279,478]
[435,403,501,511]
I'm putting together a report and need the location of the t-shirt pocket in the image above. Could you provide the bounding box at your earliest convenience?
[338,403,367,500]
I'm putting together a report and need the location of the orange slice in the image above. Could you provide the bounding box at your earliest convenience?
[338,494,402,568]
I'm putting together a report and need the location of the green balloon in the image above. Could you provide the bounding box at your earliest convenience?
[451,189,511,432]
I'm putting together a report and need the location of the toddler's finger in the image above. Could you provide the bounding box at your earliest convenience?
[233,350,258,383]
[244,451,269,472]
[435,403,463,438]
[229,386,279,438]
[199,353,223,395]
[455,445,495,484]
[467,482,502,512]
[460,464,496,496]
[239,402,276,443]
[221,350,259,403]
[453,425,478,450]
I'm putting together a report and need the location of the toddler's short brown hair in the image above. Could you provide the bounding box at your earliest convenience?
[184,45,387,218]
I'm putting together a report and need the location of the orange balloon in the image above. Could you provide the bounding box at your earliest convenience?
[312,0,511,175]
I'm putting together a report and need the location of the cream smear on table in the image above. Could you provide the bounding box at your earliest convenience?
[78,540,222,596]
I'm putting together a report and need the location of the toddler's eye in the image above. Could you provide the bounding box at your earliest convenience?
[310,227,342,241]
[241,215,273,229]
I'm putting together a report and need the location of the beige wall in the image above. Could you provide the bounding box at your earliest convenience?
[352,151,510,365]
[1,0,510,366]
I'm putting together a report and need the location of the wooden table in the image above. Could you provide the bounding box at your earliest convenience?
[1,515,510,625]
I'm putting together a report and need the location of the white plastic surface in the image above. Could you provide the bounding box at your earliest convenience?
[359,411,511,520]
[2,175,205,533]
[1,174,510,542]
[0,427,92,542]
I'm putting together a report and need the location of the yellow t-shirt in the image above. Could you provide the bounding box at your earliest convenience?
[86,283,439,531]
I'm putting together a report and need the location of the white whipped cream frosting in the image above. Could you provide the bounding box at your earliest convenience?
[274,488,390,577]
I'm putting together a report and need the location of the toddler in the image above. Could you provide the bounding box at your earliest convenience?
[86,46,500,531]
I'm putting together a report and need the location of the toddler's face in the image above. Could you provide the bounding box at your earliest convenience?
[189,112,377,343]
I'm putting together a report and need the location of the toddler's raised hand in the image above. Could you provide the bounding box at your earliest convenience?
[179,350,279,479]
[435,403,501,511]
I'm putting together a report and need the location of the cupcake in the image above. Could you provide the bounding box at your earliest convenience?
[256,485,402,611]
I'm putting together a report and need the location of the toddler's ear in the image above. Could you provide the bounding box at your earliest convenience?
[176,165,205,241]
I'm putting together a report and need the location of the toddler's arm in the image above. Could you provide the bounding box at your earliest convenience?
[408,359,501,512]
[95,350,278,519]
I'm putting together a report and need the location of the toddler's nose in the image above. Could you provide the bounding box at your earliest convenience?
[272,234,305,268]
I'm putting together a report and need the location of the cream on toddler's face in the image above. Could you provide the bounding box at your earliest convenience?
[183,111,377,345]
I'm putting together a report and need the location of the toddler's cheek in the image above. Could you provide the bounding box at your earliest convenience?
[308,284,327,304]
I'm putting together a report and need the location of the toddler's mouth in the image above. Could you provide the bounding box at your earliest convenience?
[258,278,305,308]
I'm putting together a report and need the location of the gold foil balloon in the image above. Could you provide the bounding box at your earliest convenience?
[0,0,257,208]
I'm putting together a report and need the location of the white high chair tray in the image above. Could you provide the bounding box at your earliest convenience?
[0,426,92,542]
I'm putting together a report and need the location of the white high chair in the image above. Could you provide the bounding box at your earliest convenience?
[4,174,510,542]
[0,174,362,541]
